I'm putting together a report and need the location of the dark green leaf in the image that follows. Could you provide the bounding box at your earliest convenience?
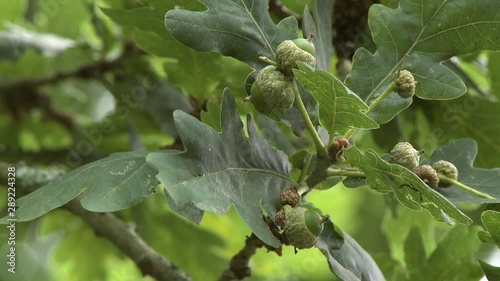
[0,151,159,223]
[147,90,293,247]
[343,146,471,225]
[317,219,386,281]
[101,2,224,100]
[302,0,334,71]
[346,0,500,124]
[422,139,500,204]
[164,0,299,70]
[479,260,500,281]
[293,63,378,136]
[481,210,500,247]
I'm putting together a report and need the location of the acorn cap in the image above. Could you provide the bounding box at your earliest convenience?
[414,165,439,188]
[275,39,316,75]
[283,205,324,249]
[394,70,417,98]
[432,160,458,187]
[280,187,301,207]
[255,65,295,111]
[389,142,422,170]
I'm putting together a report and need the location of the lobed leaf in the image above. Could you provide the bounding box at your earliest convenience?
[481,210,500,247]
[147,90,293,247]
[293,62,378,136]
[0,152,159,223]
[164,0,299,70]
[346,0,500,124]
[343,146,471,225]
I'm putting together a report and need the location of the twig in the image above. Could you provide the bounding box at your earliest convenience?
[0,162,192,281]
[65,199,192,281]
[218,234,264,281]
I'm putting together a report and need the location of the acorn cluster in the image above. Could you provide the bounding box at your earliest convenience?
[247,36,317,112]
[274,187,324,250]
[388,142,459,188]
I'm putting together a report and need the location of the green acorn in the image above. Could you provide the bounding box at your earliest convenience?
[414,165,439,188]
[283,205,324,249]
[389,142,423,170]
[432,160,458,188]
[252,65,295,111]
[394,70,417,98]
[275,36,316,75]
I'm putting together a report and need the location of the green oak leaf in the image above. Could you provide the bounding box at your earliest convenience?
[403,227,482,281]
[101,1,223,100]
[164,0,298,70]
[302,0,334,71]
[293,63,378,136]
[316,219,386,281]
[147,90,293,247]
[422,139,500,204]
[0,152,159,223]
[479,260,500,281]
[343,146,471,225]
[481,210,500,247]
[346,0,500,124]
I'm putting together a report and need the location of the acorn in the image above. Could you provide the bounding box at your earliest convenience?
[280,187,301,207]
[394,70,417,98]
[253,65,295,111]
[283,205,324,249]
[275,36,316,75]
[413,165,439,188]
[432,160,458,188]
[388,142,423,170]
[275,208,286,228]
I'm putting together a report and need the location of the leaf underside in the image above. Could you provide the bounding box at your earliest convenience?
[343,146,471,225]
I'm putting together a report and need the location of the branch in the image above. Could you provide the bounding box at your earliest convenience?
[0,162,192,281]
[268,0,302,26]
[218,234,264,281]
[64,199,192,281]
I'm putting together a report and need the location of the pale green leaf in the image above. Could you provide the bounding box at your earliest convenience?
[0,152,159,223]
[293,63,378,136]
[343,146,471,225]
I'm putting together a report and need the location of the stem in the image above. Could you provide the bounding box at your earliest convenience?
[293,80,327,157]
[258,56,277,66]
[344,82,396,139]
[298,153,314,184]
[326,168,365,178]
[438,174,495,199]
